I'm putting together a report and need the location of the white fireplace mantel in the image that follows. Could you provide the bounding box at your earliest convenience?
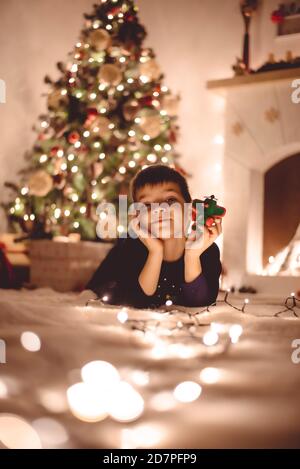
[207,66,300,93]
[207,68,300,294]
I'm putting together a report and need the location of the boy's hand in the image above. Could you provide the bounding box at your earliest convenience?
[185,218,222,256]
[129,215,164,255]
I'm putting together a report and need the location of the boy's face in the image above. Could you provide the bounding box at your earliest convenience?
[135,181,188,239]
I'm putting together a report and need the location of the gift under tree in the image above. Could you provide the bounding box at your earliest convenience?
[4,0,188,241]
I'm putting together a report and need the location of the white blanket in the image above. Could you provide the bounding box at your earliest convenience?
[0,288,299,449]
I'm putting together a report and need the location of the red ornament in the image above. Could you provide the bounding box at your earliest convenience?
[84,108,98,127]
[138,96,153,107]
[124,14,135,22]
[87,108,98,119]
[271,10,284,24]
[50,146,63,157]
[108,6,121,16]
[68,131,80,144]
[169,129,177,144]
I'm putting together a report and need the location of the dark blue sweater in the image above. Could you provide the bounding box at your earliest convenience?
[86,237,222,309]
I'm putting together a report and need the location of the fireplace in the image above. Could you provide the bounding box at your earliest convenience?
[207,68,300,295]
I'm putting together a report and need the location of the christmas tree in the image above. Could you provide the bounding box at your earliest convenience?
[3,0,187,241]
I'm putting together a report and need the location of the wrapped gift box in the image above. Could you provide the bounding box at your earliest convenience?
[29,239,114,292]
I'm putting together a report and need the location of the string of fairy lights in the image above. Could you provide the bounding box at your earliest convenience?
[84,289,300,364]
[87,289,300,320]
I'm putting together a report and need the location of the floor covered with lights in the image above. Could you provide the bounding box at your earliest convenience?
[0,288,299,449]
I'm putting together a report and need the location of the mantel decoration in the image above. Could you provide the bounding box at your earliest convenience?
[232,1,300,76]
[271,1,300,36]
[237,0,259,74]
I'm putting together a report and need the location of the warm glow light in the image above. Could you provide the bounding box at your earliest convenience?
[108,381,144,422]
[0,414,42,449]
[147,154,157,163]
[81,360,120,388]
[150,391,177,411]
[213,134,224,145]
[39,154,48,163]
[150,340,168,359]
[210,322,224,333]
[120,424,163,449]
[169,343,195,359]
[54,208,61,219]
[38,389,68,413]
[67,382,109,423]
[203,330,219,346]
[200,367,220,384]
[229,324,243,343]
[20,332,41,352]
[173,381,202,403]
[129,370,149,387]
[32,418,68,447]
[117,308,128,324]
[21,187,29,195]
[0,380,8,398]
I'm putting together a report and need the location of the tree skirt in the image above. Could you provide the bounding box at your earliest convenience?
[0,288,299,449]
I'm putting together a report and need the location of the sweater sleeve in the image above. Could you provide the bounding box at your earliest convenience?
[180,242,222,307]
[117,241,159,309]
[85,238,156,309]
[85,240,123,303]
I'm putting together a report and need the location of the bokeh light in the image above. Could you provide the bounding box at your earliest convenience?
[67,382,109,422]
[173,381,202,403]
[20,331,41,352]
[199,367,220,384]
[81,360,120,388]
[108,381,144,422]
[32,417,68,447]
[0,414,42,449]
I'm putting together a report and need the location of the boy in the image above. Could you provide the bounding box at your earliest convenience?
[86,165,222,309]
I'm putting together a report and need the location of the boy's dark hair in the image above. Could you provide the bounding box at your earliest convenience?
[130,164,192,202]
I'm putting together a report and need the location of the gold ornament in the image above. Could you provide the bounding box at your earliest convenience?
[47,89,68,109]
[139,59,161,81]
[99,64,122,86]
[28,170,53,197]
[88,29,111,51]
[123,99,139,121]
[139,113,162,138]
[91,115,112,138]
